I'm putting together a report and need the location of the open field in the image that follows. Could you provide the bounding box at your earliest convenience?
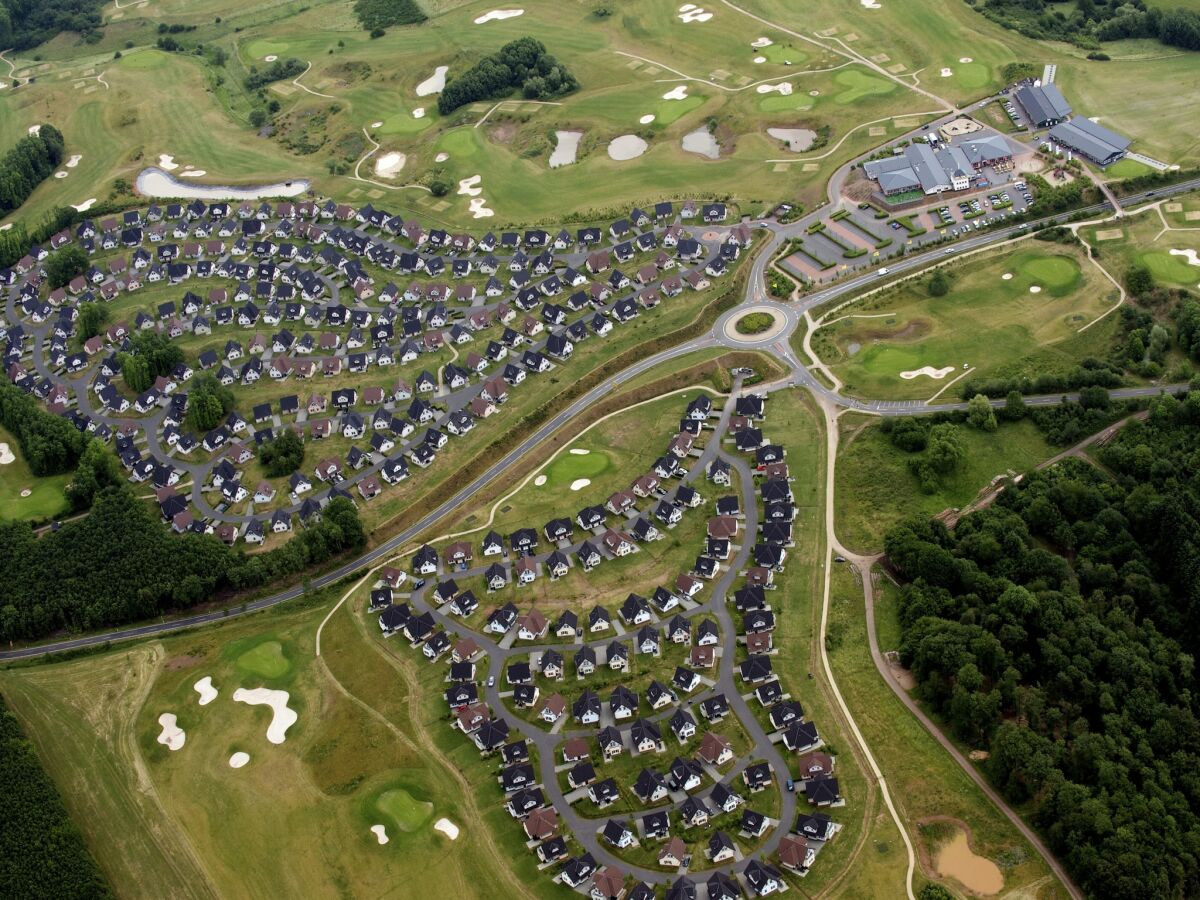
[833,414,1057,554]
[825,566,1066,898]
[0,425,71,522]
[813,244,1120,401]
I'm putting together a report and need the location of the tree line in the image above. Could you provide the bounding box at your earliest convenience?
[884,388,1200,899]
[0,695,111,899]
[0,124,66,220]
[974,0,1200,52]
[353,0,426,32]
[0,376,87,477]
[0,483,365,643]
[0,0,103,50]
[438,37,579,115]
[243,58,307,92]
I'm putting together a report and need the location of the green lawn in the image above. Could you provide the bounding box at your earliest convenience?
[0,426,71,522]
[814,244,1119,400]
[1103,157,1154,180]
[375,786,434,832]
[833,415,1057,554]
[235,639,292,680]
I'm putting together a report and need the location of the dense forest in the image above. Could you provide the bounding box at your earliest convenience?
[353,0,427,31]
[885,387,1200,898]
[973,0,1200,52]
[0,486,365,642]
[0,125,66,219]
[0,0,103,50]
[0,376,87,477]
[0,696,111,899]
[438,37,579,115]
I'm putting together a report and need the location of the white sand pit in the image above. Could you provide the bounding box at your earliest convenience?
[1029,285,1042,294]
[662,85,689,101]
[72,198,97,212]
[434,818,460,840]
[569,448,590,455]
[179,170,207,177]
[678,4,713,22]
[639,114,656,124]
[756,82,793,95]
[569,478,591,491]
[374,152,407,178]
[474,9,524,23]
[412,107,426,118]
[1169,248,1200,267]
[435,152,449,162]
[20,488,31,497]
[371,824,390,844]
[457,175,482,197]
[1001,273,1013,280]
[27,125,41,136]
[754,57,766,64]
[810,90,820,96]
[66,154,82,168]
[900,366,955,380]
[0,224,11,231]
[751,37,773,48]
[158,154,179,171]
[0,443,15,464]
[940,67,953,77]
[608,135,648,161]
[157,713,186,751]
[264,55,278,62]
[372,121,383,128]
[193,676,218,705]
[233,687,297,744]
[549,130,582,168]
[229,751,250,768]
[54,171,67,179]
[468,198,494,218]
[534,474,547,486]
[860,0,880,8]
[959,57,973,63]
[416,66,448,97]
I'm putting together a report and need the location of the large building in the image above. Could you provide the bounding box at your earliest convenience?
[1014,82,1072,128]
[863,134,1014,197]
[1048,117,1131,167]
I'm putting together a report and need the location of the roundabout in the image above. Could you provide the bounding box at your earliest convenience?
[719,302,795,346]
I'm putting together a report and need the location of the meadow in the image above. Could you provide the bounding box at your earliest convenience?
[813,243,1120,401]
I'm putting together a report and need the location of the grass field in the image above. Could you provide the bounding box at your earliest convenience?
[1102,157,1155,180]
[813,243,1120,401]
[833,414,1057,554]
[1080,202,1200,291]
[0,426,71,522]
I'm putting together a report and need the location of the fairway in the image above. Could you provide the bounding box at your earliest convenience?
[833,69,896,105]
[541,449,612,487]
[816,245,1116,400]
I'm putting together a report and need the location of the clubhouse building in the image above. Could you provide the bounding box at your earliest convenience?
[1048,117,1132,167]
[1014,82,1072,128]
[863,133,1015,197]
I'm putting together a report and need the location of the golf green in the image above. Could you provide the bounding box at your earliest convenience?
[757,93,816,113]
[378,112,434,137]
[1141,251,1200,285]
[759,44,807,65]
[236,641,291,679]
[542,450,611,487]
[119,51,169,71]
[953,62,990,90]
[656,95,705,125]
[245,40,292,60]
[1018,254,1079,293]
[376,788,433,832]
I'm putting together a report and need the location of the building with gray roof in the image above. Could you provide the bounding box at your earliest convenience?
[1048,117,1131,166]
[1015,83,1072,127]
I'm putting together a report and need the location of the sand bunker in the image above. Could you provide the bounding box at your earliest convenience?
[534,474,547,486]
[158,154,179,171]
[935,830,1003,895]
[416,65,448,97]
[20,489,31,497]
[193,676,218,705]
[413,107,426,119]
[27,125,41,136]
[371,824,390,844]
[435,152,450,162]
[157,713,186,751]
[374,152,407,178]
[434,818,460,840]
[229,751,250,768]
[768,127,815,151]
[639,114,656,124]
[609,135,648,161]
[1029,285,1042,294]
[469,198,494,219]
[569,448,590,455]
[0,224,11,231]
[179,170,207,178]
[264,55,278,63]
[136,168,309,200]
[1169,248,1200,267]
[900,366,955,380]
[959,57,973,63]
[860,0,880,8]
[678,4,713,22]
[66,154,82,168]
[372,121,383,128]
[474,9,524,23]
[0,443,15,464]
[940,67,953,77]
[54,172,67,179]
[569,478,591,491]
[550,130,582,168]
[233,687,298,744]
[662,85,689,101]
[751,37,773,48]
[1001,273,1013,280]
[756,82,793,95]
[682,128,720,160]
[72,198,97,212]
[754,56,766,64]
[458,175,482,197]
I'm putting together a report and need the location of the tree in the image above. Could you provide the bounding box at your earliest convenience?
[259,428,305,477]
[65,441,122,510]
[187,374,233,431]
[928,268,949,297]
[1124,261,1154,297]
[924,423,967,474]
[45,246,88,289]
[77,303,109,341]
[248,108,267,128]
[967,393,998,432]
[118,353,151,393]
[1001,389,1026,422]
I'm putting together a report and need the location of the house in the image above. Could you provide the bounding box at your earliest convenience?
[698,732,734,767]
[633,768,669,804]
[517,609,548,640]
[669,756,703,793]
[540,693,567,723]
[642,809,671,841]
[778,834,816,872]
[630,719,663,754]
[598,727,623,760]
[670,708,697,743]
[601,819,635,850]
[591,867,627,900]
[795,812,836,842]
[804,775,842,807]
[742,761,773,792]
[706,831,736,864]
[679,796,710,828]
[523,807,558,841]
[588,778,620,809]
[743,860,783,897]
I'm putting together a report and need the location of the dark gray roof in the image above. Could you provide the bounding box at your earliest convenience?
[1049,117,1131,163]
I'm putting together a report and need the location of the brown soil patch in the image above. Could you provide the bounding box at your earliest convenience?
[1016,157,1045,174]
[852,317,932,343]
[490,122,517,143]
[163,653,206,671]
